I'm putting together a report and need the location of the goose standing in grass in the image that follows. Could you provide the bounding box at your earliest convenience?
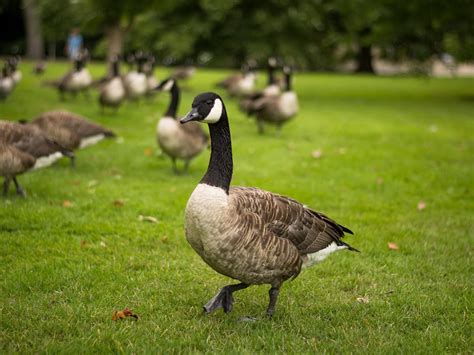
[7,56,22,84]
[218,63,257,97]
[45,55,92,100]
[33,61,47,75]
[180,92,357,316]
[172,64,196,81]
[0,66,15,101]
[144,54,160,97]
[239,57,281,113]
[155,78,208,173]
[24,111,115,167]
[246,66,299,135]
[124,54,147,100]
[99,57,126,112]
[0,121,73,197]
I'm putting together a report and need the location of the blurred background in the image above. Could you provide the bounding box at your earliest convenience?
[1,0,473,75]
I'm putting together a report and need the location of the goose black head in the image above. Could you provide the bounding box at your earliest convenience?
[181,92,223,124]
[155,77,176,92]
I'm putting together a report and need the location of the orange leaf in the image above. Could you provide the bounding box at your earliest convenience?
[112,308,138,321]
[113,199,125,207]
[62,200,73,208]
[144,147,154,156]
[417,201,426,210]
[311,149,323,159]
[388,242,399,251]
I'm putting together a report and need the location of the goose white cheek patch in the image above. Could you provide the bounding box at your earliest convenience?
[203,99,222,123]
[162,80,174,92]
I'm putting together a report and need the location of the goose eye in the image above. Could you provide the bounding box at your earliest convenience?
[206,100,213,105]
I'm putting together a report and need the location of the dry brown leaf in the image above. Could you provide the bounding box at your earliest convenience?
[112,307,138,321]
[144,147,154,156]
[62,200,73,208]
[311,149,323,159]
[388,242,399,251]
[417,201,426,210]
[113,199,125,207]
[356,296,370,304]
[138,215,158,223]
[161,236,169,243]
[80,240,88,248]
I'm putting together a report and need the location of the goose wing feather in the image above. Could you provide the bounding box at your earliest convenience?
[230,187,356,256]
[179,121,209,145]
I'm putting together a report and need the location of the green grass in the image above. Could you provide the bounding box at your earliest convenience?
[1,61,473,353]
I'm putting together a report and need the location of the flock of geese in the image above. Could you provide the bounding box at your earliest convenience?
[1,55,357,317]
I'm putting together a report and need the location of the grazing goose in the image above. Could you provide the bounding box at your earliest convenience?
[0,66,15,101]
[180,92,357,317]
[25,111,116,167]
[155,78,208,173]
[33,61,47,75]
[0,121,73,196]
[172,64,196,81]
[99,57,126,111]
[45,55,92,100]
[246,66,299,135]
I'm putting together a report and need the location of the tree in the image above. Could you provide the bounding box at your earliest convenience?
[22,0,44,59]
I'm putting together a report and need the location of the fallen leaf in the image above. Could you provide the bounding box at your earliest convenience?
[138,215,158,223]
[356,296,370,304]
[113,199,125,207]
[388,242,399,251]
[100,241,106,247]
[144,147,154,156]
[417,201,426,210]
[80,240,88,248]
[161,236,168,243]
[62,200,73,208]
[112,307,138,321]
[337,147,347,155]
[376,177,384,185]
[311,149,323,159]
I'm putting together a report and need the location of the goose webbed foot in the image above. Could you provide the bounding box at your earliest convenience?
[266,286,280,318]
[203,283,249,314]
[13,177,26,197]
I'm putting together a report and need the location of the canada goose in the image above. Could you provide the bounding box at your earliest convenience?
[218,64,257,97]
[124,54,147,100]
[144,54,159,97]
[99,57,126,111]
[0,66,15,101]
[45,55,92,100]
[7,56,22,84]
[25,110,116,167]
[180,92,357,316]
[239,57,281,113]
[155,78,208,173]
[247,66,299,135]
[172,65,196,81]
[0,121,73,196]
[33,61,47,75]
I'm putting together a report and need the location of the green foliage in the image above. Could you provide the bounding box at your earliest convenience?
[1,61,473,353]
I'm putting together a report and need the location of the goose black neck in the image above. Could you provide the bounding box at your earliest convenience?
[284,71,292,91]
[165,83,180,118]
[112,61,120,77]
[267,65,276,85]
[201,107,233,194]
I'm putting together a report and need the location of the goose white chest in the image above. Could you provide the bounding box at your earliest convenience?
[185,184,229,254]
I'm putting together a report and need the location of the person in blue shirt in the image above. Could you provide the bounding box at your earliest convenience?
[66,28,83,60]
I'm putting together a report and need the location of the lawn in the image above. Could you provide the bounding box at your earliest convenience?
[1,61,473,353]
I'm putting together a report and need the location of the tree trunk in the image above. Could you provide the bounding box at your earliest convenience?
[106,23,124,61]
[22,0,44,59]
[355,44,375,74]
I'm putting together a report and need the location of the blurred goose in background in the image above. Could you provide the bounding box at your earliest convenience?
[155,78,208,173]
[144,54,160,97]
[246,65,298,135]
[179,92,357,316]
[124,52,147,100]
[239,57,281,113]
[44,55,92,100]
[23,111,116,167]
[99,56,126,112]
[0,121,73,197]
[0,66,15,101]
[172,63,196,81]
[33,61,47,75]
[217,62,257,97]
[7,56,22,84]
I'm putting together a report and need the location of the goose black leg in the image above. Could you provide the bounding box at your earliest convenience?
[70,155,76,168]
[13,177,26,197]
[203,283,249,314]
[266,286,280,317]
[171,158,179,174]
[3,177,11,196]
[257,120,265,135]
[183,160,190,174]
